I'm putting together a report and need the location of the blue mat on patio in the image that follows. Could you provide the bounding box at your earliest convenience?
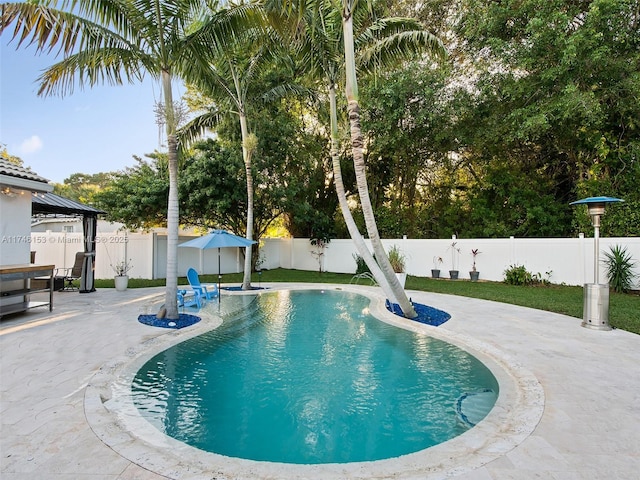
[138,313,201,329]
[385,301,451,326]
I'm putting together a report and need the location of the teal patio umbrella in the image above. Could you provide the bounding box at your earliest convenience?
[179,229,256,291]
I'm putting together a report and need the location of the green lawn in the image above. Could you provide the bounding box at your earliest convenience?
[95,269,640,335]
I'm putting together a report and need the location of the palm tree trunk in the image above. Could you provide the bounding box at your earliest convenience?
[342,9,416,318]
[226,59,255,291]
[329,85,397,303]
[162,69,179,319]
[239,111,254,290]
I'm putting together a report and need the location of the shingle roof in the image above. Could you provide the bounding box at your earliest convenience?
[0,158,50,184]
[0,159,104,216]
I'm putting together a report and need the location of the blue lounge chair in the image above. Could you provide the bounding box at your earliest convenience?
[186,268,218,300]
[177,289,202,309]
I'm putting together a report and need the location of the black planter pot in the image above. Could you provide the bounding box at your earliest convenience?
[470,271,480,282]
[431,269,441,278]
[449,270,459,280]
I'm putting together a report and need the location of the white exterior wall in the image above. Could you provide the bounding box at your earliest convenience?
[1,191,42,310]
[1,192,32,265]
[29,232,640,288]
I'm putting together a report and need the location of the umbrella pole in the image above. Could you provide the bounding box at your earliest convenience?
[218,247,221,301]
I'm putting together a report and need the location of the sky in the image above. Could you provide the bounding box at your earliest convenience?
[1,39,184,184]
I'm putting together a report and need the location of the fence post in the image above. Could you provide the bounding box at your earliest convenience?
[510,236,515,266]
[579,232,585,285]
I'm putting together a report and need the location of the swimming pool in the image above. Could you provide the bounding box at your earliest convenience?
[131,290,499,464]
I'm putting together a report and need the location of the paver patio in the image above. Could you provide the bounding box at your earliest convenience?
[1,285,638,479]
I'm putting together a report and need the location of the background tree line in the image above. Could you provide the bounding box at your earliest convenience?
[50,0,639,239]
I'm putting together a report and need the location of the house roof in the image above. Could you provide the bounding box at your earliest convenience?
[0,160,104,216]
[0,159,53,193]
[32,192,106,217]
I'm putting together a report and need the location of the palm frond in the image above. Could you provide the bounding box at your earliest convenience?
[2,2,119,54]
[186,57,240,109]
[261,83,317,104]
[192,2,267,57]
[177,107,225,149]
[356,17,426,45]
[1,1,158,95]
[357,29,446,76]
[36,47,151,95]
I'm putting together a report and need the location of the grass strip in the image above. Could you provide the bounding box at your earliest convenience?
[94,269,639,335]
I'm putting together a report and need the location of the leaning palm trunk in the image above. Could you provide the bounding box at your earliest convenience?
[328,86,398,303]
[342,11,416,318]
[162,70,180,319]
[239,112,254,290]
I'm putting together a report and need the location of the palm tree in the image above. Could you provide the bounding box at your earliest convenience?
[179,48,259,290]
[270,0,445,317]
[178,17,292,290]
[178,3,315,290]
[0,0,250,319]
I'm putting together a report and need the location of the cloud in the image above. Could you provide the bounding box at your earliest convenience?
[18,135,43,155]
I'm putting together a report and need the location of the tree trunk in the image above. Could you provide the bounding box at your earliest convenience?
[239,111,254,290]
[162,69,179,319]
[328,85,398,303]
[342,10,416,318]
[228,60,254,291]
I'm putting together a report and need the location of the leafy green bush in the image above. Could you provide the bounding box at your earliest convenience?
[604,245,638,293]
[504,264,552,286]
[504,264,534,285]
[353,254,370,275]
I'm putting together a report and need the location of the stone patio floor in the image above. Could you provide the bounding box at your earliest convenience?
[1,284,638,479]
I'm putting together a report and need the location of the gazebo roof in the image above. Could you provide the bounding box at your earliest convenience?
[32,192,106,217]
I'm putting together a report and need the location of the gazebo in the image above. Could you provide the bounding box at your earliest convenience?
[0,159,106,294]
[31,192,106,293]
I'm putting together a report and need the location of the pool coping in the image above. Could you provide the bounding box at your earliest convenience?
[84,284,544,480]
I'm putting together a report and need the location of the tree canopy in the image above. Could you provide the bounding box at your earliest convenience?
[9,0,639,239]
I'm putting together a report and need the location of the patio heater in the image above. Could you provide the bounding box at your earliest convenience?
[570,196,624,330]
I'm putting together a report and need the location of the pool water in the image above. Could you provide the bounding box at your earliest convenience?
[131,290,498,464]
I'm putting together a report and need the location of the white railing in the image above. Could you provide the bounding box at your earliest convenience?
[30,232,640,288]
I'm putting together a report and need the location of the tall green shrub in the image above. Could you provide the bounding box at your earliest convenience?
[353,254,370,275]
[604,245,638,293]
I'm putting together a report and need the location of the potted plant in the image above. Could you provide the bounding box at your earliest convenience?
[112,259,132,291]
[448,241,461,280]
[470,249,481,281]
[432,256,443,278]
[388,245,407,288]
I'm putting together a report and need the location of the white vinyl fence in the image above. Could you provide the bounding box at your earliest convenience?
[30,232,640,288]
[29,232,248,280]
[260,236,640,288]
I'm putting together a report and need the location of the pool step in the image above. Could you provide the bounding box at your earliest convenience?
[455,389,498,427]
